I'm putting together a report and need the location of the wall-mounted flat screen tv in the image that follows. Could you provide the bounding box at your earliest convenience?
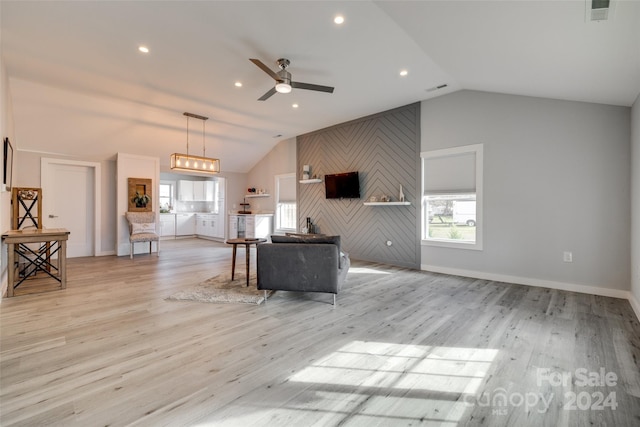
[325,171,360,199]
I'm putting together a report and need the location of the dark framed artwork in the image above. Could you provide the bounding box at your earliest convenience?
[127,177,152,212]
[3,137,13,190]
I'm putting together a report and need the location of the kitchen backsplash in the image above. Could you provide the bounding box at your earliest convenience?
[175,201,218,213]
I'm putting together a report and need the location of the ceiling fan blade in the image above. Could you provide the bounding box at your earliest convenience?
[250,58,280,81]
[291,81,335,93]
[258,87,277,101]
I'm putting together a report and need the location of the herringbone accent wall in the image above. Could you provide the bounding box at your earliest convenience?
[297,103,420,268]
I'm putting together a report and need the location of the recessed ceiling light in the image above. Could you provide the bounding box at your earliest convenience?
[292,103,299,109]
[400,69,408,77]
[234,81,243,88]
[334,15,345,24]
[138,46,149,53]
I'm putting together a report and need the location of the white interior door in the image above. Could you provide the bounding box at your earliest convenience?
[42,161,96,257]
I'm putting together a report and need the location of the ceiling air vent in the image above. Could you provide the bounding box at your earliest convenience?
[586,0,614,22]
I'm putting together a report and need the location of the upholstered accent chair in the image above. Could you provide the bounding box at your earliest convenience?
[257,235,350,305]
[124,212,160,259]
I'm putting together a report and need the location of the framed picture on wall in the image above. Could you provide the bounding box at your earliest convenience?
[128,177,153,212]
[3,137,13,191]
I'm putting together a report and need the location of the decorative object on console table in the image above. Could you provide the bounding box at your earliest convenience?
[304,217,316,234]
[128,178,152,212]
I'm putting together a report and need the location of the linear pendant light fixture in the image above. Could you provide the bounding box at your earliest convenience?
[170,112,220,174]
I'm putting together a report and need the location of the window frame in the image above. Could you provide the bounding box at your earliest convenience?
[159,180,176,212]
[421,144,483,250]
[274,173,297,233]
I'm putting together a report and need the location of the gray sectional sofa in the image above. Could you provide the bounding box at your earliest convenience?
[256,235,350,305]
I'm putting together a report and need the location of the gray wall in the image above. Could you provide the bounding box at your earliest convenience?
[421,90,631,291]
[297,103,420,268]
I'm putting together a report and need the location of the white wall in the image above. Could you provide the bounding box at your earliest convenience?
[421,90,631,295]
[17,151,117,255]
[116,153,159,256]
[631,94,640,316]
[0,48,14,299]
[245,138,296,213]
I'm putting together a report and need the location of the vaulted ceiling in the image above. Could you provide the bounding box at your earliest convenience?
[2,1,639,172]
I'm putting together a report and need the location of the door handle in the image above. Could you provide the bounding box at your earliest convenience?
[49,214,58,218]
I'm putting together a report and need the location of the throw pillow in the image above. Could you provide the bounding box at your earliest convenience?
[131,222,156,235]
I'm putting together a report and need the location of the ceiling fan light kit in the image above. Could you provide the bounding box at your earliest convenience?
[170,112,220,174]
[250,57,335,101]
[275,82,292,94]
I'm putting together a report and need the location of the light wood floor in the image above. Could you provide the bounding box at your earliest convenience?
[1,238,639,426]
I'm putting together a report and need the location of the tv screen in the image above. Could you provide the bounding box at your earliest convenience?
[325,172,360,199]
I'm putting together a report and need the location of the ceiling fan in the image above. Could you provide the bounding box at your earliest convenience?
[250,58,335,101]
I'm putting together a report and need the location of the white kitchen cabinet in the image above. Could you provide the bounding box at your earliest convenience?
[196,215,206,236]
[229,214,272,239]
[228,214,239,239]
[178,180,216,201]
[214,213,224,238]
[205,181,215,202]
[196,214,220,239]
[159,214,176,237]
[176,213,196,236]
[193,181,205,201]
[178,180,194,201]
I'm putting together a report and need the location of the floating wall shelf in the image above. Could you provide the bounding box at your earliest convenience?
[363,202,411,206]
[299,179,322,184]
[245,194,270,198]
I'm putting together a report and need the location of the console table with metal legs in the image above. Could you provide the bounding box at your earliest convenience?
[2,228,70,297]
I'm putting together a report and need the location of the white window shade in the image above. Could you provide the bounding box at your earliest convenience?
[278,175,296,202]
[423,152,476,194]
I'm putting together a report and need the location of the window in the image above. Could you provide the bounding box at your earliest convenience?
[159,182,175,212]
[275,173,296,232]
[421,144,483,250]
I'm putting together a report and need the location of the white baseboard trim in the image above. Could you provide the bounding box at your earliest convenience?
[629,292,640,322]
[421,264,630,300]
[96,250,117,256]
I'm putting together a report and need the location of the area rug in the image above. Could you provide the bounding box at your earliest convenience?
[166,272,272,305]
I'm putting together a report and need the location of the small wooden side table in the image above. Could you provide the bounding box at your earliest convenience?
[2,228,71,297]
[225,238,267,287]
